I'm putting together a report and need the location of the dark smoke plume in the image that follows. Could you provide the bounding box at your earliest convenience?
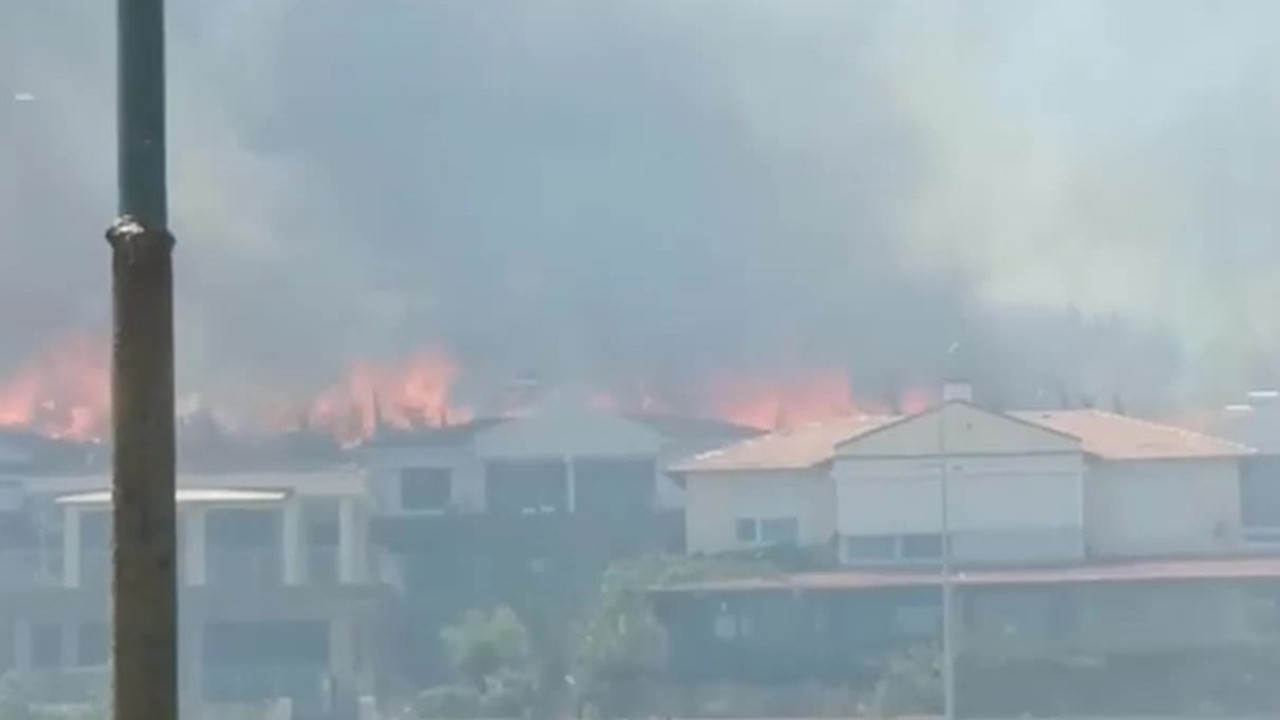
[3,1,1277,413]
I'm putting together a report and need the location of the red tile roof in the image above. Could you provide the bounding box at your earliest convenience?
[667,415,897,473]
[1009,409,1254,461]
[652,556,1280,594]
[668,406,1252,473]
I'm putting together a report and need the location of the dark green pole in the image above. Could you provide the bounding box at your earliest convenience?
[108,0,177,719]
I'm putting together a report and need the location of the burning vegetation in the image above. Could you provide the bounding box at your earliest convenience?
[0,331,935,447]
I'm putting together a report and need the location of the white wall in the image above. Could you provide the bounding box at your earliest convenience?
[684,469,835,554]
[1085,458,1242,557]
[833,404,1085,564]
[834,454,1085,563]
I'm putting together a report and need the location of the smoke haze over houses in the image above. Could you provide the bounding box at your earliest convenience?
[3,1,1279,417]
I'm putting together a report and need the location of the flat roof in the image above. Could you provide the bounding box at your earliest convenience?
[652,556,1280,595]
[57,488,289,507]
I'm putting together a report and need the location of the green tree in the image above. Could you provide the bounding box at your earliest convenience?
[440,606,533,694]
[571,554,776,719]
[869,644,944,718]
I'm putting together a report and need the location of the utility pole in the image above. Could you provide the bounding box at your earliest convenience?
[109,2,177,720]
[938,405,956,720]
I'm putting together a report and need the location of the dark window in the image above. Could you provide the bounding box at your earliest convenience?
[572,458,656,515]
[845,535,897,561]
[304,499,340,547]
[31,623,61,669]
[81,510,111,549]
[734,518,758,543]
[399,467,453,511]
[77,623,108,666]
[902,533,944,559]
[485,460,567,515]
[1242,457,1280,530]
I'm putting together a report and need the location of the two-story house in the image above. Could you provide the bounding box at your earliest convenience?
[673,383,1251,562]
[657,385,1272,715]
[359,396,757,680]
[0,470,400,717]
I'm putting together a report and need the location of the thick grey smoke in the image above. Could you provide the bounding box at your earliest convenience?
[2,0,1276,412]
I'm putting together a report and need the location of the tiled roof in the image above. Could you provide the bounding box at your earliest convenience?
[652,556,1280,594]
[667,415,898,473]
[1008,409,1255,461]
[668,406,1253,474]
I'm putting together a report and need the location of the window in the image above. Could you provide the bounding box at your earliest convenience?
[844,533,948,564]
[734,517,800,546]
[484,460,567,515]
[845,535,897,561]
[902,533,944,559]
[759,518,800,546]
[399,467,452,511]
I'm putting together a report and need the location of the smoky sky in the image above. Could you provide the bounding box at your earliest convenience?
[3,0,1279,410]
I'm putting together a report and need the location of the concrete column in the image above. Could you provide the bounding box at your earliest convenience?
[184,507,207,586]
[13,621,32,673]
[565,456,576,514]
[283,499,303,585]
[337,498,358,584]
[62,507,82,588]
[328,617,357,704]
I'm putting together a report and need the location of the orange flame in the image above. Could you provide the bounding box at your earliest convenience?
[706,368,858,430]
[0,332,937,447]
[303,350,473,446]
[0,333,110,442]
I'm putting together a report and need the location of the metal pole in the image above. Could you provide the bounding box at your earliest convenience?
[939,397,956,720]
[110,1,177,720]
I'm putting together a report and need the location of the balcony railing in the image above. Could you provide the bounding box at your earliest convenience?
[206,548,284,587]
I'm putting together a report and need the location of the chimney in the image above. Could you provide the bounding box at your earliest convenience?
[942,379,973,404]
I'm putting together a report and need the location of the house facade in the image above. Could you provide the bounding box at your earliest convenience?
[359,401,757,680]
[0,470,400,717]
[832,403,1086,566]
[673,393,1254,564]
[661,391,1268,714]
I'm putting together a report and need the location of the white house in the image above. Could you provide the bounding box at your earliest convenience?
[672,389,1255,565]
[669,415,895,554]
[833,401,1086,566]
[1016,409,1253,558]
